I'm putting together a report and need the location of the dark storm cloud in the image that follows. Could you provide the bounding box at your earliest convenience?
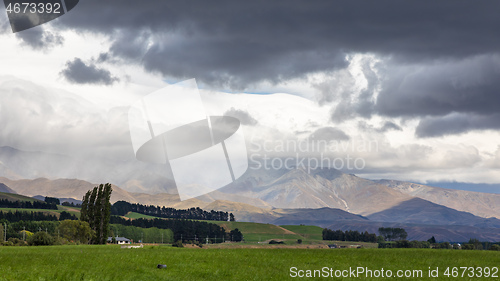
[52,0,500,89]
[309,127,350,142]
[416,113,500,138]
[44,0,500,137]
[374,55,500,137]
[61,58,119,85]
[376,55,500,118]
[15,27,63,49]
[378,121,402,133]
[223,107,258,126]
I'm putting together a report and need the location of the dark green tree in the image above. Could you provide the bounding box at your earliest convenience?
[28,232,54,246]
[80,183,113,244]
[172,240,184,247]
[230,228,243,242]
[378,227,407,241]
[59,211,77,221]
[58,220,93,244]
[427,236,436,244]
[44,196,60,205]
[468,238,483,250]
[80,192,90,222]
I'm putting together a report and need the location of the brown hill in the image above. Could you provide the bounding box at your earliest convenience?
[377,180,500,219]
[204,200,279,223]
[0,177,137,203]
[0,177,211,208]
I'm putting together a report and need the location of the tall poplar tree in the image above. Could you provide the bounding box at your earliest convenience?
[80,183,113,244]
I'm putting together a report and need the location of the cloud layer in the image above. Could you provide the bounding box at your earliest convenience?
[51,1,500,88]
[61,58,119,85]
[1,1,499,188]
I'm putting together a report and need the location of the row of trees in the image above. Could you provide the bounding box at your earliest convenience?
[378,238,500,250]
[44,197,60,205]
[1,220,94,246]
[378,227,408,241]
[1,220,60,240]
[322,228,377,242]
[378,240,431,248]
[0,210,77,222]
[0,199,57,210]
[80,183,112,244]
[110,216,228,243]
[111,201,235,221]
[109,224,174,244]
[61,202,82,208]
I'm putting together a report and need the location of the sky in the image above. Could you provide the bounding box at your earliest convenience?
[0,1,499,193]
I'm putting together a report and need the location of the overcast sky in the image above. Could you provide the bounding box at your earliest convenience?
[0,1,499,192]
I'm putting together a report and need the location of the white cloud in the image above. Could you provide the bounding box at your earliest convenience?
[0,28,499,187]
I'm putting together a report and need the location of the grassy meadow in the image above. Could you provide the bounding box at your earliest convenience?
[210,221,304,243]
[0,192,39,202]
[0,206,80,218]
[280,225,324,240]
[124,212,159,219]
[0,245,498,280]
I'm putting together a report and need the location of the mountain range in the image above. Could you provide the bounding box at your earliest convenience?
[1,146,500,242]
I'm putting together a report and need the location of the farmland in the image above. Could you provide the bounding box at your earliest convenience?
[211,221,303,242]
[0,206,80,218]
[0,192,39,202]
[124,212,159,220]
[0,245,499,280]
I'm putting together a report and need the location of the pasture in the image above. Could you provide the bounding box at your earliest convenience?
[0,245,498,280]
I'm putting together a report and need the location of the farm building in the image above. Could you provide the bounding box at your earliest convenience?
[107,237,131,245]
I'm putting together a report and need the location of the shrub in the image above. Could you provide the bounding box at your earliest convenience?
[297,239,302,244]
[435,242,452,249]
[269,240,284,244]
[490,244,500,251]
[395,240,410,248]
[462,244,474,250]
[409,241,430,248]
[193,240,203,248]
[8,238,26,246]
[1,241,14,246]
[378,241,396,248]
[58,220,93,244]
[28,232,54,246]
[172,240,183,247]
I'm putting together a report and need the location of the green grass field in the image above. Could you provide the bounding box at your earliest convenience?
[209,221,304,243]
[280,225,324,240]
[0,206,80,218]
[0,191,81,218]
[124,212,160,219]
[0,192,40,202]
[0,245,498,280]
